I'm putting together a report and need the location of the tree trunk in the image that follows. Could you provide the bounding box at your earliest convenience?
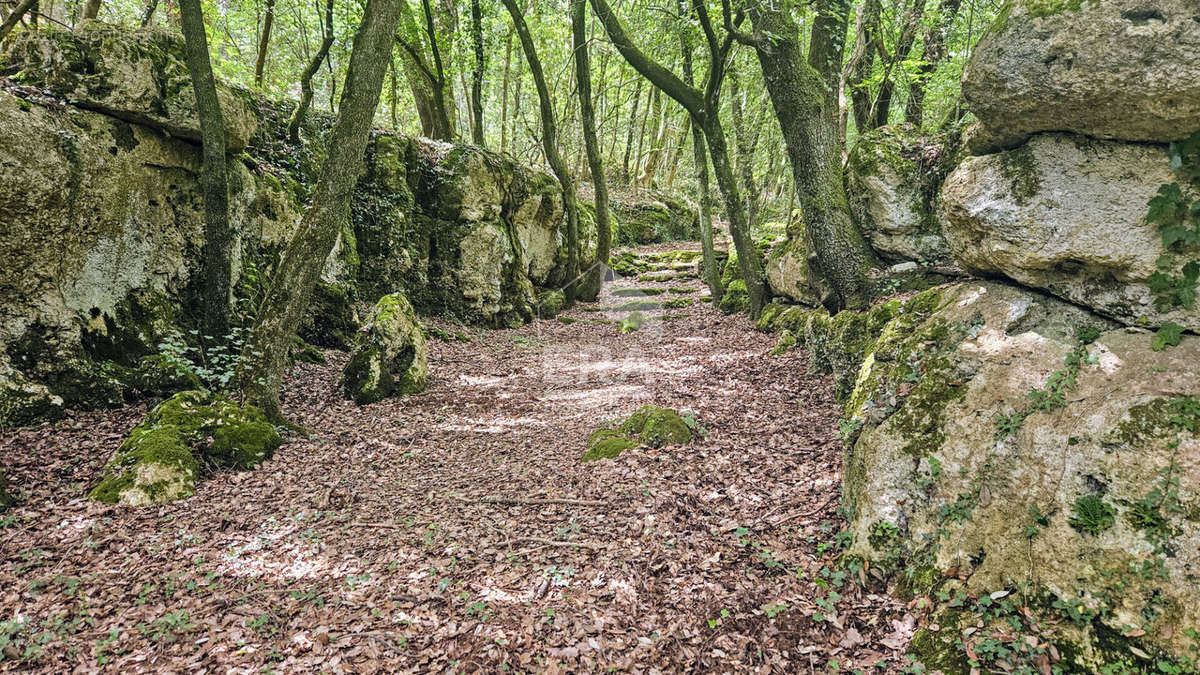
[502,0,580,304]
[139,0,158,26]
[499,27,512,152]
[621,77,641,183]
[571,0,609,302]
[905,0,962,127]
[241,0,402,422]
[844,0,880,133]
[81,0,101,21]
[253,0,275,87]
[287,0,334,142]
[748,0,878,311]
[470,0,485,145]
[872,0,925,129]
[0,0,38,42]
[396,0,455,140]
[678,15,721,301]
[179,0,233,341]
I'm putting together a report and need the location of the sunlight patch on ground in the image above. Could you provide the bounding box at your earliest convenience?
[216,517,356,582]
[438,415,548,434]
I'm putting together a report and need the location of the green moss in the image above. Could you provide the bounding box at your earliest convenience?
[906,610,969,673]
[1021,0,1097,18]
[998,143,1041,206]
[719,279,749,314]
[662,297,693,310]
[618,312,645,333]
[612,287,666,297]
[89,390,281,505]
[771,331,797,356]
[619,405,692,448]
[535,290,566,318]
[582,429,637,461]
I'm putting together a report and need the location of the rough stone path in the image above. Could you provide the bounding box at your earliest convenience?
[0,244,910,672]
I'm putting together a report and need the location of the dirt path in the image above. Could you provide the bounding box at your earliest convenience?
[0,246,912,672]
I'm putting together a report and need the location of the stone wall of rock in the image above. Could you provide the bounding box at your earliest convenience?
[0,25,578,428]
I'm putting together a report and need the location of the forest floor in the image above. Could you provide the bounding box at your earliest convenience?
[0,244,914,673]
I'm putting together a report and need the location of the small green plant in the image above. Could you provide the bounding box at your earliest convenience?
[142,610,193,643]
[1152,322,1186,351]
[1145,130,1200,314]
[157,327,256,393]
[1024,505,1051,539]
[1069,494,1116,535]
[762,602,788,618]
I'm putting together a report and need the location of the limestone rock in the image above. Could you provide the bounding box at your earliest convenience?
[963,0,1200,151]
[765,235,820,306]
[842,282,1198,667]
[4,24,258,151]
[343,294,428,405]
[583,405,694,461]
[847,124,954,265]
[611,192,697,245]
[90,390,281,506]
[940,133,1198,330]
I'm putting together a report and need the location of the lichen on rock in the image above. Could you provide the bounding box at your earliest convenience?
[90,390,281,506]
[342,293,428,405]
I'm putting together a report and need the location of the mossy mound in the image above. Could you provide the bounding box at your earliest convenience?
[89,390,281,506]
[771,331,797,356]
[719,279,749,314]
[618,311,646,333]
[535,289,566,318]
[343,293,429,405]
[663,297,694,310]
[583,405,695,461]
[612,287,665,297]
[611,193,697,245]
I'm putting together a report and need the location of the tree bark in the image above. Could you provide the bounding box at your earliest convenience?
[287,0,334,142]
[469,0,485,145]
[872,0,925,129]
[81,0,101,21]
[396,0,454,140]
[571,0,609,302]
[620,77,641,183]
[241,0,402,422]
[499,26,513,152]
[139,0,158,26]
[678,5,721,302]
[0,0,38,42]
[844,0,880,133]
[905,0,962,127]
[179,0,234,341]
[253,0,275,87]
[747,0,879,311]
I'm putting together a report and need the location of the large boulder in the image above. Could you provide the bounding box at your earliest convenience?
[0,86,300,426]
[343,294,428,405]
[940,134,1198,331]
[963,0,1200,152]
[90,390,281,506]
[611,191,697,245]
[3,24,258,151]
[764,212,822,306]
[842,282,1199,669]
[847,124,955,265]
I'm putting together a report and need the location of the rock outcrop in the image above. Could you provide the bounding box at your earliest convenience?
[941,134,1199,331]
[963,0,1200,152]
[90,390,281,506]
[611,191,697,245]
[0,26,582,428]
[342,294,428,404]
[3,24,258,151]
[839,282,1197,668]
[847,124,956,266]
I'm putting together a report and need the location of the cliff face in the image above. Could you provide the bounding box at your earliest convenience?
[0,25,579,428]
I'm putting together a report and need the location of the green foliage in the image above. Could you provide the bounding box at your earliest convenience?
[1069,494,1116,535]
[1145,131,1200,316]
[157,327,257,394]
[1152,322,1185,351]
[995,345,1095,438]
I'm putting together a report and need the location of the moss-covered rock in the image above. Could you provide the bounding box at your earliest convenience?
[618,405,692,448]
[90,390,281,505]
[583,405,695,461]
[298,283,360,350]
[846,124,957,266]
[611,192,697,245]
[771,331,797,356]
[535,290,566,318]
[4,24,258,150]
[342,294,428,404]
[838,282,1200,665]
[618,311,646,333]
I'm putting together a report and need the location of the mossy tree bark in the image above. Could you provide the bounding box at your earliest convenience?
[179,0,234,340]
[81,0,102,21]
[139,0,158,26]
[589,0,768,315]
[286,0,334,142]
[502,0,580,304]
[469,0,485,146]
[0,0,37,42]
[743,0,879,311]
[241,0,402,423]
[571,0,610,301]
[253,0,275,87]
